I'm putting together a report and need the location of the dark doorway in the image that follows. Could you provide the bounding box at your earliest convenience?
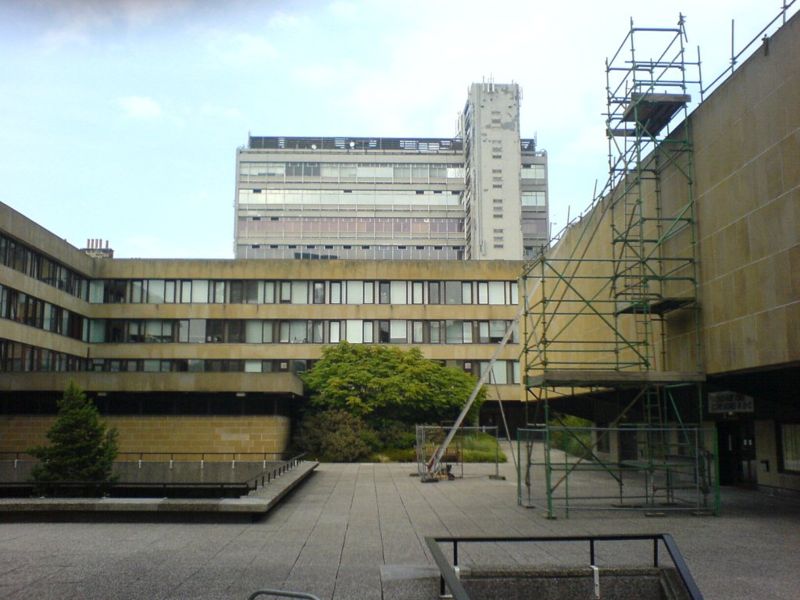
[717,419,757,487]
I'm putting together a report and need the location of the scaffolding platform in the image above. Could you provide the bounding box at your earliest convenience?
[615,297,695,316]
[527,370,705,389]
[621,93,691,134]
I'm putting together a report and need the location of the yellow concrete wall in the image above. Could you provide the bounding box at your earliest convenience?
[689,13,800,375]
[0,414,291,456]
[525,12,800,377]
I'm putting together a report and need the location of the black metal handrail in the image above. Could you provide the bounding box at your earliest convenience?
[425,533,703,600]
[244,453,307,492]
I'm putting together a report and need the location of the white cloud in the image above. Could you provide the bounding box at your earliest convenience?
[118,96,163,119]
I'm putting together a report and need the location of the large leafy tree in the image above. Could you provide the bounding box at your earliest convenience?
[28,381,118,495]
[302,342,484,426]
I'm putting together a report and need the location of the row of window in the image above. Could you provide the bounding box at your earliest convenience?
[90,279,520,306]
[521,191,547,207]
[238,162,465,184]
[0,285,85,340]
[0,233,87,299]
[0,336,521,384]
[0,339,86,372]
[237,245,465,261]
[521,164,546,179]
[83,356,520,383]
[239,216,465,235]
[88,319,519,345]
[238,189,463,207]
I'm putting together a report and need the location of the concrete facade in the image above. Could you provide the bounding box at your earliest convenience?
[524,11,800,493]
[234,83,548,261]
[0,201,527,455]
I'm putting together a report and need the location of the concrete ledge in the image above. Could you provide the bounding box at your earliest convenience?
[0,460,318,520]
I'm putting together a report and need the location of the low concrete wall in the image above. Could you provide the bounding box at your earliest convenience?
[0,414,291,455]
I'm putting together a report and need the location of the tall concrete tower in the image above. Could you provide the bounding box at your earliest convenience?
[462,82,548,260]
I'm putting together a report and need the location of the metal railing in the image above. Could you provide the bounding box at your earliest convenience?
[0,452,307,497]
[245,454,306,492]
[426,534,703,600]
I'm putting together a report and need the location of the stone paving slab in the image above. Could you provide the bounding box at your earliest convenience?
[0,461,798,599]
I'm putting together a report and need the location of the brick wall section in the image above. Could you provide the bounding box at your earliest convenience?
[0,415,291,456]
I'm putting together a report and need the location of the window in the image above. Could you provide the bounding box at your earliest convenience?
[210,280,225,303]
[462,322,473,344]
[379,282,391,304]
[363,281,374,304]
[280,281,292,303]
[412,282,423,304]
[488,281,505,304]
[390,281,406,304]
[191,280,208,303]
[329,321,341,343]
[477,282,489,304]
[444,281,461,304]
[412,321,424,343]
[311,320,324,343]
[430,321,441,344]
[312,282,325,304]
[245,320,263,343]
[378,320,390,343]
[445,320,462,344]
[330,282,342,304]
[291,281,308,304]
[264,281,276,303]
[363,321,374,343]
[428,282,441,304]
[228,281,243,303]
[390,320,407,343]
[346,320,363,343]
[522,191,546,206]
[245,281,262,304]
[346,281,363,304]
[780,424,800,473]
[461,282,472,304]
[189,320,205,343]
[489,320,506,342]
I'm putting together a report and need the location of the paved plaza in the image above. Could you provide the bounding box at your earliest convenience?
[1,460,799,600]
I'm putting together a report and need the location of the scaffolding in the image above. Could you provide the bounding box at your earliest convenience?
[521,16,716,517]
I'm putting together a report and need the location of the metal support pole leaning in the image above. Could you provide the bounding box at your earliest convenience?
[424,292,529,480]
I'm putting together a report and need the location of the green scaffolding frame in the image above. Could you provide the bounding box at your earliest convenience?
[521,16,715,517]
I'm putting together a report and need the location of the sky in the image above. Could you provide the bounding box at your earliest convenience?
[0,0,796,259]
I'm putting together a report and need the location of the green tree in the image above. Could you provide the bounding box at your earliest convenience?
[295,409,379,462]
[302,342,485,426]
[28,381,118,496]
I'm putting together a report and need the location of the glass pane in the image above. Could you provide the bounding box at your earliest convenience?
[488,282,505,304]
[245,320,263,343]
[330,321,340,343]
[390,281,406,304]
[389,320,406,343]
[444,281,461,304]
[191,280,208,303]
[364,282,374,304]
[363,321,373,343]
[445,320,462,344]
[148,280,165,303]
[346,320,363,343]
[244,360,262,373]
[346,281,363,304]
[291,281,308,304]
[461,282,472,304]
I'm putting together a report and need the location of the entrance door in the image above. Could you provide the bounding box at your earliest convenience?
[717,420,757,487]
